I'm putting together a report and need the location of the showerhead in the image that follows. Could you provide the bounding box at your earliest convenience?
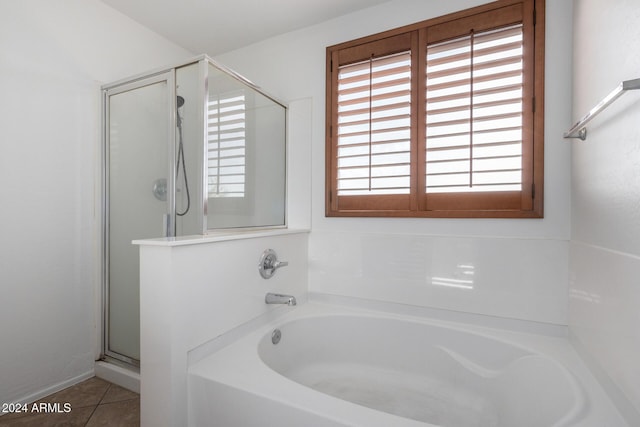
[177,95,185,108]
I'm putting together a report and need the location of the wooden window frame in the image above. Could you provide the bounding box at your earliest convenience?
[326,0,544,218]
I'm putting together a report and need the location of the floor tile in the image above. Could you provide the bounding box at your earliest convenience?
[100,385,138,405]
[0,406,95,426]
[0,377,140,427]
[85,398,140,427]
[35,377,110,409]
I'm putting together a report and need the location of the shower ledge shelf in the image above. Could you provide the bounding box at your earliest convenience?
[132,228,309,247]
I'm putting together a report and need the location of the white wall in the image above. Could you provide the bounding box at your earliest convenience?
[138,232,309,427]
[570,0,640,421]
[0,0,191,405]
[217,0,574,325]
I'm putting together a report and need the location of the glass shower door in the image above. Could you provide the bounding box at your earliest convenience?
[105,74,173,365]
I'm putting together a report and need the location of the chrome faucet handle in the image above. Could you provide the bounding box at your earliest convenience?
[273,259,288,269]
[258,249,288,279]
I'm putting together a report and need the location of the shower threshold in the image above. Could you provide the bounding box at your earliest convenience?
[95,359,140,393]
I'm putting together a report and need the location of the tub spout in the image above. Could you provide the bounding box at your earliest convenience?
[265,292,297,306]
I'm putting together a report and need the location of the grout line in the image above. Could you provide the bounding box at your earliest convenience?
[84,404,100,427]
[571,239,640,260]
[97,383,112,406]
[84,382,112,426]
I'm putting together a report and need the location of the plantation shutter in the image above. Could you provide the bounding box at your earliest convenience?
[326,0,542,217]
[422,3,534,212]
[328,34,415,213]
[425,24,524,193]
[208,92,246,198]
[336,51,412,196]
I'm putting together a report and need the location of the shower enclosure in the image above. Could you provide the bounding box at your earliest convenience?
[101,55,287,367]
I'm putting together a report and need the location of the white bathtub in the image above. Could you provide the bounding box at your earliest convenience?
[188,300,626,426]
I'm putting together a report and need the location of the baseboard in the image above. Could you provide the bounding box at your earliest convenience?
[4,370,95,409]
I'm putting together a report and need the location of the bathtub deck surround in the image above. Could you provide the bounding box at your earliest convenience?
[189,299,627,427]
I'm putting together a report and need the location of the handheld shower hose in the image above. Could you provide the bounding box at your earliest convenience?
[176,95,190,217]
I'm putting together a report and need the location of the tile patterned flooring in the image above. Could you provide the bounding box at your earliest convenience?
[0,377,139,426]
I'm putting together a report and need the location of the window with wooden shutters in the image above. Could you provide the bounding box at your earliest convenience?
[326,0,544,218]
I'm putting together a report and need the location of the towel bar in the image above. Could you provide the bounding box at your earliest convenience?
[564,78,640,141]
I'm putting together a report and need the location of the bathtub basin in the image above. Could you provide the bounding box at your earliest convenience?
[188,300,626,426]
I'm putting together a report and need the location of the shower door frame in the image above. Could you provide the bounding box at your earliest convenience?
[101,70,177,367]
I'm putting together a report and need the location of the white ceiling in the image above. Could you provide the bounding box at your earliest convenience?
[100,0,390,56]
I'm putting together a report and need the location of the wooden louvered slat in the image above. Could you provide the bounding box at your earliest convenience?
[425,24,524,194]
[336,51,412,196]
